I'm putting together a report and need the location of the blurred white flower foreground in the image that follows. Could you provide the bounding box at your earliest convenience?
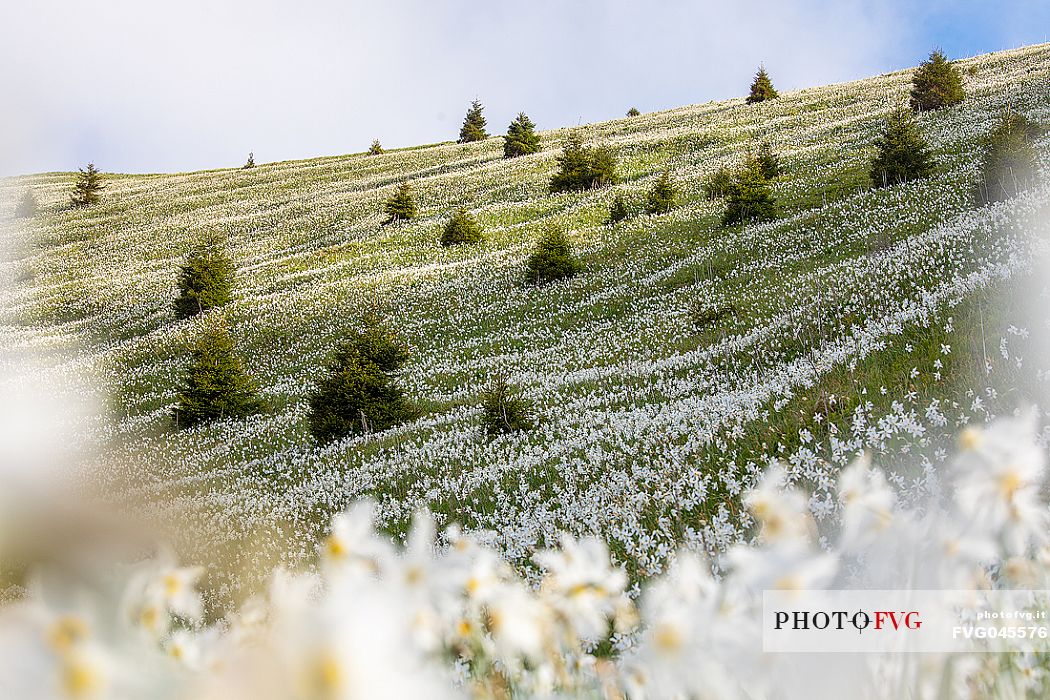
[1,414,1048,700]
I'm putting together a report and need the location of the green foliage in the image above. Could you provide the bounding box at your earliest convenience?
[174,324,263,428]
[703,167,736,201]
[243,152,255,169]
[307,319,412,443]
[869,107,934,188]
[753,142,782,179]
[549,133,619,193]
[70,163,104,207]
[14,189,38,219]
[722,163,777,227]
[976,110,1042,205]
[503,112,541,158]
[384,183,418,224]
[746,67,779,104]
[441,208,484,246]
[525,224,582,285]
[480,375,535,436]
[627,107,641,117]
[910,50,965,112]
[608,193,631,224]
[459,99,490,143]
[646,170,677,214]
[174,237,234,319]
[369,140,384,156]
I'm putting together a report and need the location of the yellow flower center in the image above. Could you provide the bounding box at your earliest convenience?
[324,535,347,559]
[61,656,102,698]
[653,623,684,654]
[48,617,88,652]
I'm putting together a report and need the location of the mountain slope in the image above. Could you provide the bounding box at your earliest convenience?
[2,44,1049,597]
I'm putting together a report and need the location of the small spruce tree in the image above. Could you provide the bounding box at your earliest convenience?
[369,139,384,156]
[869,107,934,188]
[549,133,619,193]
[646,170,677,214]
[480,374,535,436]
[174,236,235,319]
[441,208,484,246]
[384,183,418,224]
[243,152,255,169]
[746,67,779,104]
[174,324,263,428]
[627,107,641,117]
[307,318,412,443]
[910,50,965,112]
[14,189,39,219]
[754,142,782,179]
[976,110,1042,205]
[503,112,541,158]
[459,99,490,143]
[525,224,582,285]
[703,167,737,201]
[70,163,104,207]
[722,163,777,227]
[608,193,631,224]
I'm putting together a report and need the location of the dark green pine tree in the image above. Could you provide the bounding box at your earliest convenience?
[174,324,263,428]
[307,318,412,443]
[646,170,677,214]
[754,142,782,179]
[976,110,1042,205]
[384,183,418,224]
[608,193,631,224]
[14,189,39,218]
[441,208,485,246]
[588,145,619,188]
[174,236,235,319]
[703,167,737,201]
[503,112,541,158]
[525,224,583,284]
[910,50,965,112]
[722,163,777,227]
[70,163,104,207]
[242,152,255,169]
[746,66,779,104]
[869,107,934,188]
[549,133,620,193]
[369,139,384,155]
[480,374,535,436]
[627,107,641,117]
[459,99,490,143]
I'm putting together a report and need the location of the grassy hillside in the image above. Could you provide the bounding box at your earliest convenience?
[3,45,1049,601]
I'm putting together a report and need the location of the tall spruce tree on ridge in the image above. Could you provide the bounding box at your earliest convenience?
[459,99,489,143]
[70,163,104,207]
[503,112,541,158]
[910,50,965,112]
[384,183,418,224]
[869,107,934,188]
[174,236,235,319]
[746,66,779,104]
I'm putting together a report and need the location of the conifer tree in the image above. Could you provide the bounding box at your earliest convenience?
[441,208,484,246]
[703,167,736,201]
[14,189,38,219]
[307,318,412,443]
[910,50,965,112]
[608,193,631,224]
[243,152,255,169]
[480,374,535,436]
[174,236,235,319]
[525,224,582,284]
[869,107,934,188]
[369,139,384,156]
[174,324,263,428]
[646,170,677,214]
[746,67,779,104]
[549,133,619,193]
[976,110,1042,205]
[627,107,641,117]
[503,112,541,158]
[722,163,777,227]
[754,141,782,179]
[384,183,418,224]
[459,99,489,143]
[70,163,104,207]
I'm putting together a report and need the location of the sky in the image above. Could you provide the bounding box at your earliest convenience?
[1,0,1049,177]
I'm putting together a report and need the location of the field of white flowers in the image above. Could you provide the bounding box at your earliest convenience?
[1,42,1049,617]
